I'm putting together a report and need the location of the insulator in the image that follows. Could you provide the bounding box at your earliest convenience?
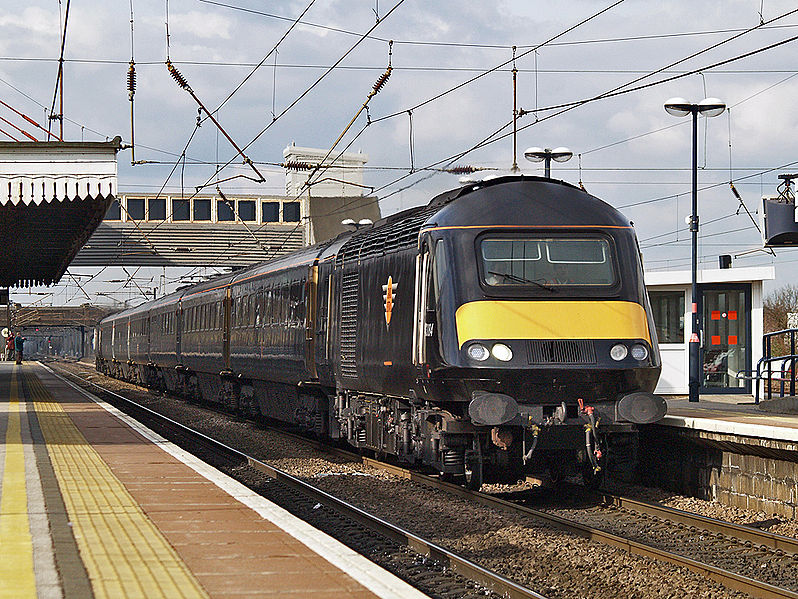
[127,62,136,99]
[372,66,392,94]
[445,166,479,174]
[166,60,190,90]
[282,161,315,171]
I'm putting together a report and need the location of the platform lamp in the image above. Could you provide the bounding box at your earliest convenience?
[523,147,573,178]
[664,97,726,403]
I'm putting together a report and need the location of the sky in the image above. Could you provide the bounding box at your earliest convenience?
[2,0,798,306]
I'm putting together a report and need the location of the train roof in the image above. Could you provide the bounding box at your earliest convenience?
[333,176,631,267]
[427,175,631,229]
[229,237,338,286]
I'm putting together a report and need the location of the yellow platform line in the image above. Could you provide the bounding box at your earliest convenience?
[25,372,208,599]
[0,369,36,599]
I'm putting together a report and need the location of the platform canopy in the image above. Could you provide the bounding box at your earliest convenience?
[0,138,121,287]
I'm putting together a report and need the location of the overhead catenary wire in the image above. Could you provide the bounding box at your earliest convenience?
[196,0,798,50]
[300,4,794,217]
[166,59,266,183]
[208,0,317,119]
[0,126,18,141]
[5,54,798,77]
[134,0,322,260]
[302,47,393,195]
[370,0,626,126]
[0,113,37,141]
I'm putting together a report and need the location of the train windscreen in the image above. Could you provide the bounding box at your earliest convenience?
[480,236,616,288]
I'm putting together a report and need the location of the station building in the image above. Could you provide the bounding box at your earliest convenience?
[645,265,775,396]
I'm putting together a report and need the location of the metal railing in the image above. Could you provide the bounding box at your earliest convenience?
[741,328,798,404]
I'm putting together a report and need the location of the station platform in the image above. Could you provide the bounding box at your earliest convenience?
[646,394,798,517]
[0,362,429,599]
[663,394,798,442]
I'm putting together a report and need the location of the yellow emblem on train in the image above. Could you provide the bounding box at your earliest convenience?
[382,276,397,326]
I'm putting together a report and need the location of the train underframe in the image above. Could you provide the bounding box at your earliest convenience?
[98,357,643,489]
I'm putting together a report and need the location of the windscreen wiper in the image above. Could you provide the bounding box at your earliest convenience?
[488,271,557,292]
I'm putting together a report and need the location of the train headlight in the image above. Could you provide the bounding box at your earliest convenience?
[610,343,628,361]
[630,344,649,361]
[467,343,490,361]
[491,343,513,362]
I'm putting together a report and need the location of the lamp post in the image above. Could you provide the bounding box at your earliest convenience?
[523,147,573,178]
[664,97,726,403]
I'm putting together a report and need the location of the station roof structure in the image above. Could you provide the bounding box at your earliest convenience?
[0,138,121,288]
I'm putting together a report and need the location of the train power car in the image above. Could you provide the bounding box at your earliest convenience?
[97,175,666,488]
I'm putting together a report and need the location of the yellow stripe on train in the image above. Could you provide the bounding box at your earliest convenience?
[455,300,652,348]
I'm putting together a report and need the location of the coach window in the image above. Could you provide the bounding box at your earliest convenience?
[172,199,190,221]
[239,200,256,222]
[105,199,121,220]
[126,198,145,220]
[148,198,166,221]
[283,202,300,222]
[649,290,685,344]
[267,289,275,324]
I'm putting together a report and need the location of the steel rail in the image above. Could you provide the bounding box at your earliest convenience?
[49,364,547,599]
[54,363,798,599]
[598,493,798,556]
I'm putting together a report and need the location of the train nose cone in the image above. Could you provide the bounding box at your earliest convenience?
[469,391,520,426]
[617,392,667,424]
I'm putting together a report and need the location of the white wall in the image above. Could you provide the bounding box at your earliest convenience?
[645,267,774,396]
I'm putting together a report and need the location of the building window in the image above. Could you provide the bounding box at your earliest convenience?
[649,291,685,344]
[283,201,300,222]
[148,198,166,221]
[126,198,145,220]
[172,199,190,221]
[105,199,121,220]
[262,201,279,222]
[217,199,235,221]
[238,200,255,221]
[193,199,211,221]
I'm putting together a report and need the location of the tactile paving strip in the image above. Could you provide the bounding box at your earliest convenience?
[0,369,36,599]
[23,371,209,599]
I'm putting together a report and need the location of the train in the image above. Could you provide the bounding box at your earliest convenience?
[96,175,666,489]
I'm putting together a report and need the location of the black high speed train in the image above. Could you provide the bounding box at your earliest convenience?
[96,175,666,488]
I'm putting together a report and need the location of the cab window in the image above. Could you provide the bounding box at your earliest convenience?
[480,236,616,288]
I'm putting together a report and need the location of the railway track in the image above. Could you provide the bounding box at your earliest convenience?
[46,362,547,599]
[52,360,798,599]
